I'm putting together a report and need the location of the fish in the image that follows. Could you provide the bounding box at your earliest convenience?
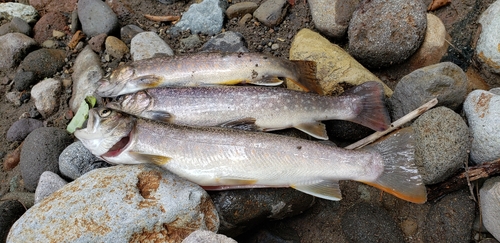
[105,81,391,140]
[96,52,322,97]
[74,108,427,204]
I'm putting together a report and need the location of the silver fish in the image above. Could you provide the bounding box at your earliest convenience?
[106,81,390,140]
[74,108,427,203]
[96,52,322,97]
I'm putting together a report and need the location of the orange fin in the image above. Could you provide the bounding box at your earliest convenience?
[294,122,329,140]
[359,128,427,204]
[129,151,172,166]
[133,75,164,89]
[289,60,323,95]
[343,81,391,131]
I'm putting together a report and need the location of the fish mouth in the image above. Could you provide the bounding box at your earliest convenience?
[96,79,120,97]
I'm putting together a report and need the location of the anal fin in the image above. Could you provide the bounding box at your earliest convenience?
[129,151,172,166]
[294,122,329,140]
[291,180,342,200]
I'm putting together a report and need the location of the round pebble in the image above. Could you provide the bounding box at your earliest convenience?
[19,127,73,192]
[59,141,112,180]
[77,0,119,37]
[348,0,427,68]
[6,118,43,142]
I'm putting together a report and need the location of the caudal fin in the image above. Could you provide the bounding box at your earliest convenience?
[360,128,427,204]
[344,81,391,131]
[289,60,324,95]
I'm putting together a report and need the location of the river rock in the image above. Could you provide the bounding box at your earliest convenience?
[32,11,68,44]
[253,0,288,27]
[19,127,73,192]
[476,0,500,75]
[389,62,468,120]
[130,31,174,61]
[412,107,470,184]
[0,33,37,71]
[308,0,359,39]
[289,28,392,95]
[423,189,476,242]
[0,2,38,24]
[169,0,227,36]
[7,164,219,242]
[105,36,129,59]
[463,89,500,164]
[18,48,66,81]
[182,230,237,243]
[480,177,500,240]
[0,200,26,243]
[120,24,144,44]
[348,0,427,68]
[341,202,405,242]
[13,71,36,91]
[34,171,68,204]
[59,141,112,180]
[225,2,258,19]
[31,78,62,118]
[408,13,449,70]
[201,31,248,53]
[0,17,32,36]
[78,0,119,37]
[88,33,107,53]
[180,34,202,50]
[210,188,314,237]
[0,192,35,209]
[6,118,43,142]
[70,45,103,112]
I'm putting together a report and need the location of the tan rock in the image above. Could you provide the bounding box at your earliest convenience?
[105,36,129,59]
[289,28,392,96]
[408,14,450,70]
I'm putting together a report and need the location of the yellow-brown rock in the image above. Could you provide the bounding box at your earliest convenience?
[289,28,392,96]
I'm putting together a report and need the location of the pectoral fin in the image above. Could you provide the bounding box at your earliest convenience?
[134,75,164,89]
[294,122,329,140]
[219,117,258,131]
[291,180,342,200]
[129,151,171,166]
[144,111,172,123]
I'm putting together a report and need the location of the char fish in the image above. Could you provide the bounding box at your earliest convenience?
[74,108,427,203]
[96,52,321,97]
[106,81,390,140]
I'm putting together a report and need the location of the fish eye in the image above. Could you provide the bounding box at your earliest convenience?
[99,109,112,117]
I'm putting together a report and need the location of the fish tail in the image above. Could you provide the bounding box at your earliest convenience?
[345,81,391,131]
[360,128,427,204]
[289,60,324,95]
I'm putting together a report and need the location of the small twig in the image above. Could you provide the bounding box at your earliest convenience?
[144,14,180,22]
[464,156,477,202]
[345,98,439,150]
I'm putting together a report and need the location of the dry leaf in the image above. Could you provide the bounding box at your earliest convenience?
[3,142,23,171]
[428,0,451,11]
[68,30,85,49]
[144,14,180,22]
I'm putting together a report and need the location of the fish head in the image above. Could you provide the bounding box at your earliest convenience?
[74,108,135,159]
[96,65,136,97]
[106,91,152,116]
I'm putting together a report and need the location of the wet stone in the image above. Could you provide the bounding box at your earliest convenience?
[0,200,26,242]
[13,71,35,91]
[6,118,43,142]
[210,188,314,237]
[341,202,405,242]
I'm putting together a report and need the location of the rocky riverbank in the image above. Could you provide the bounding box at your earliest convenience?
[1,0,500,242]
